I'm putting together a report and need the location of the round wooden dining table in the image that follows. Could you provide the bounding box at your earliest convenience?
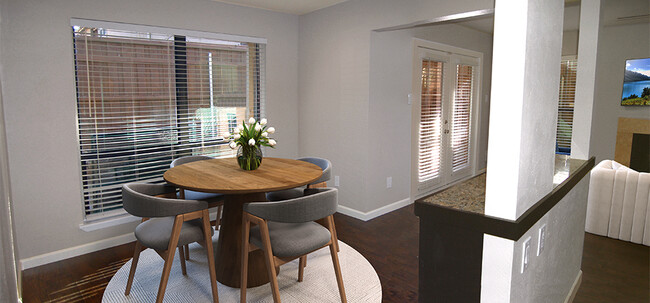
[163,157,322,288]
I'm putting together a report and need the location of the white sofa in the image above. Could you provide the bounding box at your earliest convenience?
[585,160,650,246]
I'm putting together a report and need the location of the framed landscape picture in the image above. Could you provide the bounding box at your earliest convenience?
[621,58,650,106]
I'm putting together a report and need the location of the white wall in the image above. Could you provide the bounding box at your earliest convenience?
[298,0,494,214]
[367,24,493,214]
[0,0,299,262]
[590,0,650,163]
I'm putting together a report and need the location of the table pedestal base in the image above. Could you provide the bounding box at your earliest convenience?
[215,192,278,288]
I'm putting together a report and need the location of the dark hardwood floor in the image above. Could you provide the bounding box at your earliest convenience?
[574,232,649,303]
[22,204,648,302]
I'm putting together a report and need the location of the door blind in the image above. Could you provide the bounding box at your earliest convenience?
[451,64,474,172]
[72,25,265,221]
[556,58,577,153]
[419,59,444,184]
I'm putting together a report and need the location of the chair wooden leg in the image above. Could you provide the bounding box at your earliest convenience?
[298,255,306,282]
[202,209,219,303]
[240,215,251,303]
[259,221,281,303]
[185,244,190,260]
[156,216,183,303]
[328,216,347,303]
[125,241,143,296]
[178,246,187,275]
[214,205,223,230]
[331,219,340,252]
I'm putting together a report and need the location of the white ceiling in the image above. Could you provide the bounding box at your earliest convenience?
[211,0,349,15]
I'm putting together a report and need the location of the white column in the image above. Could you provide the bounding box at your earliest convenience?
[482,0,564,301]
[484,0,529,221]
[0,8,21,297]
[571,0,601,160]
[485,0,564,220]
[0,76,21,302]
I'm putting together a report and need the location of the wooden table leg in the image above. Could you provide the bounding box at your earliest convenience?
[215,192,276,288]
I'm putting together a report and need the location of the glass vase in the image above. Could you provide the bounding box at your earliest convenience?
[237,145,263,170]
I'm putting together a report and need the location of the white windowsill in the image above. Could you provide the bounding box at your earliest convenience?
[79,213,141,232]
[79,208,222,232]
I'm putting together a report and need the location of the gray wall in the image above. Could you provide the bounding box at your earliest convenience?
[1,0,299,260]
[562,30,579,56]
[298,0,494,213]
[510,176,589,302]
[590,0,650,164]
[561,0,650,163]
[368,25,493,212]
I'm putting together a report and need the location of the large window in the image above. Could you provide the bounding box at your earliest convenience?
[72,20,265,221]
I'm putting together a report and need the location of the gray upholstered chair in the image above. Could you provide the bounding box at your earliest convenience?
[240,187,346,303]
[266,157,339,253]
[171,155,225,259]
[265,157,332,201]
[122,183,219,303]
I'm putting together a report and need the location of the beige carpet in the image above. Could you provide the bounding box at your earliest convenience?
[102,238,381,302]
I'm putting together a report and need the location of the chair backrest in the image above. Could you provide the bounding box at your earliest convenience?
[244,187,338,223]
[298,157,331,184]
[122,183,207,218]
[170,155,214,168]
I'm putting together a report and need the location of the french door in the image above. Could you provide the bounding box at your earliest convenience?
[412,43,480,197]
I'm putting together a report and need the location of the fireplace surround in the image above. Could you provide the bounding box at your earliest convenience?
[614,117,650,173]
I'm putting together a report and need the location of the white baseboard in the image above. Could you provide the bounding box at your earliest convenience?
[23,208,223,269]
[564,270,583,303]
[337,198,412,221]
[20,233,135,270]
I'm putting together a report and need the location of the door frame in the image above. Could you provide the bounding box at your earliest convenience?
[410,38,483,200]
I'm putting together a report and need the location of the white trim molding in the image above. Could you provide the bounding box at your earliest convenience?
[20,233,135,270]
[337,198,412,221]
[70,18,267,44]
[79,213,140,232]
[564,270,583,303]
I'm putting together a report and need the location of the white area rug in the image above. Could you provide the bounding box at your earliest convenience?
[102,240,381,302]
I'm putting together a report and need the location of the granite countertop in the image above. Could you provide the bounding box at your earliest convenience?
[419,156,588,215]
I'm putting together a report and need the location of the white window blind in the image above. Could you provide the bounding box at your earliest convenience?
[72,24,265,221]
[556,58,577,154]
[419,59,444,184]
[451,64,474,172]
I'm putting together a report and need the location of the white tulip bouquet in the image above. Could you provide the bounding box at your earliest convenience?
[223,117,276,170]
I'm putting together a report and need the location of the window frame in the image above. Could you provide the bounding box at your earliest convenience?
[71,19,267,223]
